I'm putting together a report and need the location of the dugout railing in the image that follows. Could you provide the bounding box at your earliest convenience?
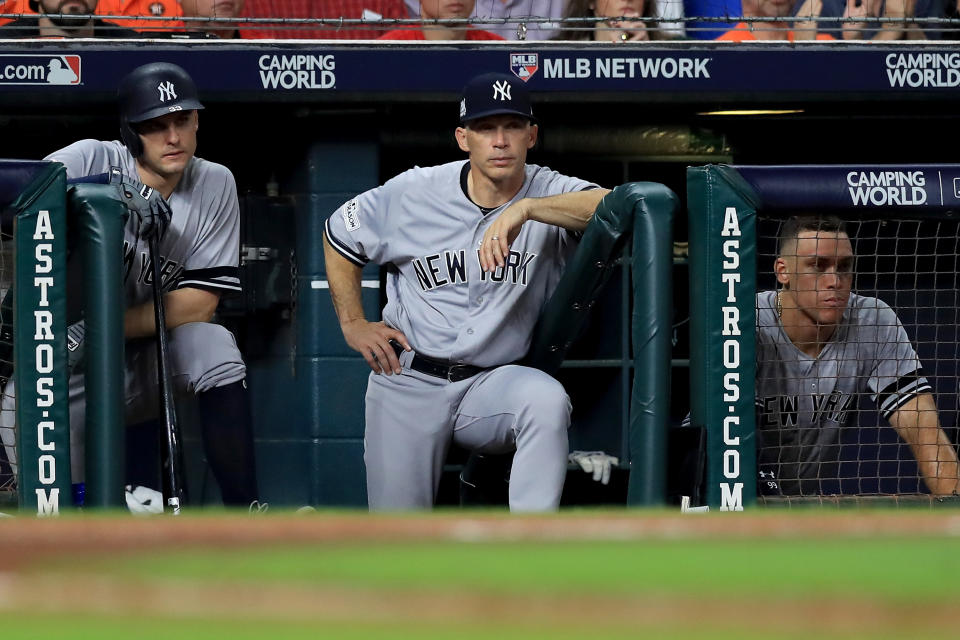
[688,163,960,511]
[1,160,71,515]
[2,170,680,513]
[526,182,677,506]
[0,160,127,515]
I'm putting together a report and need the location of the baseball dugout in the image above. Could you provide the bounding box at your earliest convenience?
[0,162,682,512]
[688,164,960,510]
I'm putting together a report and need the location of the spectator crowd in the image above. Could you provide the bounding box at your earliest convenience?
[0,0,956,44]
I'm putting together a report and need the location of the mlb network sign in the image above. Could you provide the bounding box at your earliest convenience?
[508,51,710,82]
[0,55,81,85]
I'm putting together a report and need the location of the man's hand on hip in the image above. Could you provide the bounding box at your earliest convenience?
[341,319,410,375]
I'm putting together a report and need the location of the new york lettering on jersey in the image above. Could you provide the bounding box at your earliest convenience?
[412,248,536,290]
[122,241,185,292]
[759,390,854,429]
[324,160,596,365]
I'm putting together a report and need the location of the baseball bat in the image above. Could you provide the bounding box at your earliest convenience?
[149,233,185,515]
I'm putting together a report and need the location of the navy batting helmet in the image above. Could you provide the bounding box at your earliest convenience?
[118,62,204,157]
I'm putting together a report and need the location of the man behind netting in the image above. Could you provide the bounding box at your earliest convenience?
[755,214,960,496]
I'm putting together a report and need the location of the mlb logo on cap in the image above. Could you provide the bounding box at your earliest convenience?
[459,72,536,125]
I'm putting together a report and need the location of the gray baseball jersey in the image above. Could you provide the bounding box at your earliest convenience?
[755,289,931,494]
[44,139,241,302]
[325,160,597,367]
[325,159,598,511]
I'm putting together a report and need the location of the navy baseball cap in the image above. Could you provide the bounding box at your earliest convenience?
[459,72,536,126]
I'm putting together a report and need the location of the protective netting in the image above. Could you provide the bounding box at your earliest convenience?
[755,215,960,499]
[0,238,15,506]
[2,2,960,41]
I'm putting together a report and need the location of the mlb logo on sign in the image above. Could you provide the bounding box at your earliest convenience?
[0,54,81,85]
[510,53,539,82]
[48,55,81,85]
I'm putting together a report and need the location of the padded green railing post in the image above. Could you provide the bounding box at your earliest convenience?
[13,163,71,515]
[68,184,127,509]
[626,184,676,506]
[526,182,677,506]
[686,165,758,511]
[526,197,627,374]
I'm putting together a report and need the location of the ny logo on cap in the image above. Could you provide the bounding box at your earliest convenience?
[460,99,466,118]
[492,80,511,101]
[157,81,177,103]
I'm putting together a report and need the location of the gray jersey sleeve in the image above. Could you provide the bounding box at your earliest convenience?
[522,166,599,253]
[861,298,932,419]
[324,167,419,267]
[174,162,240,292]
[44,139,133,179]
[532,168,598,197]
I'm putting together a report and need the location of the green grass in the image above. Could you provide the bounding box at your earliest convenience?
[4,610,952,640]
[8,611,953,640]
[3,616,645,640]
[9,512,960,638]
[54,537,960,602]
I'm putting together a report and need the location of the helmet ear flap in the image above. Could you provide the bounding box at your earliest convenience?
[120,117,143,157]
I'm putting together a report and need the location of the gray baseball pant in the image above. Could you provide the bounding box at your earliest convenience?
[68,321,246,482]
[364,355,571,512]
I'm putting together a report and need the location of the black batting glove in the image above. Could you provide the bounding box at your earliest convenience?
[108,167,172,240]
[66,319,85,373]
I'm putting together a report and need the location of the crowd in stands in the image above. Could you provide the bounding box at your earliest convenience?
[0,0,956,39]
[378,0,504,39]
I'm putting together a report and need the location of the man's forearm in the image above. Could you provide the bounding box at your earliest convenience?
[125,287,220,339]
[323,233,366,328]
[523,188,610,233]
[889,393,960,495]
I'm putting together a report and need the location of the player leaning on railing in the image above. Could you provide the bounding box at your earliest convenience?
[41,62,261,510]
[323,72,610,511]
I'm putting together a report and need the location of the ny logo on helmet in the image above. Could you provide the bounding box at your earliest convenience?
[157,81,178,102]
[492,80,511,101]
